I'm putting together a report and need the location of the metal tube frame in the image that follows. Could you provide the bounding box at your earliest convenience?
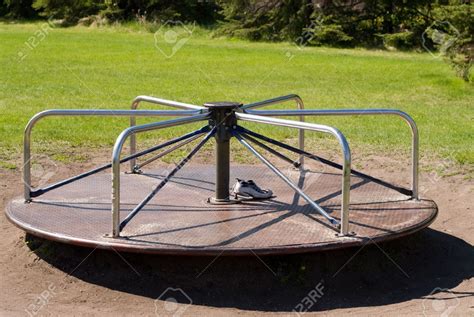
[111,113,210,237]
[237,126,411,196]
[240,133,301,168]
[234,131,339,226]
[22,96,419,240]
[241,94,305,165]
[29,126,210,198]
[119,128,215,231]
[134,133,203,172]
[245,108,419,200]
[235,112,351,235]
[23,109,201,201]
[129,95,207,172]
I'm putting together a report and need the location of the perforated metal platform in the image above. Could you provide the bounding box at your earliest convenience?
[6,164,437,255]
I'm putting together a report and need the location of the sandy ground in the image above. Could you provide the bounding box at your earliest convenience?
[0,152,473,316]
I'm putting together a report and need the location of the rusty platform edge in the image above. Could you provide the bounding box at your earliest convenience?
[5,198,438,256]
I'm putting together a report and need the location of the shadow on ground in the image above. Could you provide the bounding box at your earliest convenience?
[27,228,473,312]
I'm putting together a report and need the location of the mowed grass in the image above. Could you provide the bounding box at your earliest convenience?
[0,22,473,168]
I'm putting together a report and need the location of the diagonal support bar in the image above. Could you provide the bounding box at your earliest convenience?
[129,95,207,172]
[241,94,305,165]
[30,126,210,198]
[244,108,419,199]
[23,109,204,201]
[133,134,203,172]
[240,133,301,168]
[237,126,411,196]
[233,131,339,227]
[111,113,210,237]
[119,127,216,231]
[235,112,351,235]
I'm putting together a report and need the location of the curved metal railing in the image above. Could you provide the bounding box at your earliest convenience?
[235,112,351,235]
[22,95,420,239]
[129,95,207,171]
[111,113,210,237]
[241,94,305,165]
[244,108,419,199]
[23,109,202,201]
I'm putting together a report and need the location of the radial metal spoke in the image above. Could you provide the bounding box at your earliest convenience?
[240,133,301,168]
[243,108,419,199]
[119,127,216,231]
[235,112,351,235]
[23,109,205,201]
[30,126,210,198]
[131,95,206,111]
[236,126,411,196]
[240,94,305,165]
[134,133,203,172]
[111,113,210,237]
[129,95,207,171]
[241,94,302,111]
[233,130,339,227]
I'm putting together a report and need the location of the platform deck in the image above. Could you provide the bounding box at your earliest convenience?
[6,164,437,255]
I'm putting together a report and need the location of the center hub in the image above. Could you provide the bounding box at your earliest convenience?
[204,102,242,204]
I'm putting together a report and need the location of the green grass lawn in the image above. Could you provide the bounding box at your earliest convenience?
[0,22,473,169]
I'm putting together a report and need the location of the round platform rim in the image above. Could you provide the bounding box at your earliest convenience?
[5,198,438,256]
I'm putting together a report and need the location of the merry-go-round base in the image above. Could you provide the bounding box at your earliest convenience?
[6,164,438,255]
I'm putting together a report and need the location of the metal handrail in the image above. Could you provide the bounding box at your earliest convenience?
[241,94,305,165]
[129,95,207,171]
[235,112,351,235]
[234,131,339,226]
[244,108,419,199]
[237,126,411,196]
[241,94,303,111]
[111,113,210,237]
[119,127,216,231]
[23,109,202,201]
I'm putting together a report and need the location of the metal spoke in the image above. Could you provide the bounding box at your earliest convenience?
[240,133,300,168]
[30,126,210,198]
[243,108,419,199]
[111,113,210,237]
[241,94,302,111]
[235,112,351,235]
[23,109,205,201]
[240,94,305,165]
[236,126,411,196]
[119,127,216,231]
[133,133,203,172]
[233,130,339,227]
[129,95,207,171]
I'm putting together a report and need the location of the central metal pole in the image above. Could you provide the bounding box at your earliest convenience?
[216,138,230,200]
[204,102,241,203]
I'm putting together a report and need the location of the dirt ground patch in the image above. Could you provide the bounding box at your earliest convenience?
[0,153,472,316]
